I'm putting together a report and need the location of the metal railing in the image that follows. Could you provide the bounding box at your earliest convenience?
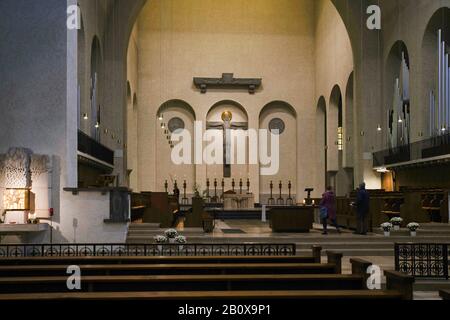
[395,243,449,279]
[0,243,296,258]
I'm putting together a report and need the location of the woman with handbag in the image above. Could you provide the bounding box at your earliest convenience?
[319,186,341,235]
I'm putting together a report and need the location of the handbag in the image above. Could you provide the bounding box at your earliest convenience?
[319,206,328,219]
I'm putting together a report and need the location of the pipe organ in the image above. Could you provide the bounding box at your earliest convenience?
[429,29,450,137]
[388,51,410,149]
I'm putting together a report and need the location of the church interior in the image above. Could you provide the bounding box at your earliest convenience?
[1,0,450,304]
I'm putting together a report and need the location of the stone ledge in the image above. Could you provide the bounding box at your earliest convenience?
[0,223,49,234]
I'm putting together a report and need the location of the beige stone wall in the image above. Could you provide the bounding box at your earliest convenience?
[135,0,317,201]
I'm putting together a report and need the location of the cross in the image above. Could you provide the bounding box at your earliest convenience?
[206,111,248,178]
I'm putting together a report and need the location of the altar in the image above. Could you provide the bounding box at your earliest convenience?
[223,192,255,210]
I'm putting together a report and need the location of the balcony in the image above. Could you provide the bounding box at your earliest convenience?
[78,130,114,166]
[373,133,450,168]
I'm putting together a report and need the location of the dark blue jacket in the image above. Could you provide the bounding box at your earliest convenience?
[356,189,370,216]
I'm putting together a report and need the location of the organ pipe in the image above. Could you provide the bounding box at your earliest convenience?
[430,29,450,137]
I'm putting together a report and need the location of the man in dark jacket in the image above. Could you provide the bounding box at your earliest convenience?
[355,182,370,235]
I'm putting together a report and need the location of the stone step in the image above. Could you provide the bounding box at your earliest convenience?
[126,234,450,244]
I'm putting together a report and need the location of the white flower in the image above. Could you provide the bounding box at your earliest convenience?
[154,235,167,244]
[164,229,179,238]
[390,217,403,225]
[381,222,393,231]
[175,235,187,244]
[407,222,420,231]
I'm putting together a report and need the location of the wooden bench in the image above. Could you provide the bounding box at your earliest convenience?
[0,254,321,266]
[0,290,405,301]
[0,262,337,277]
[0,274,366,293]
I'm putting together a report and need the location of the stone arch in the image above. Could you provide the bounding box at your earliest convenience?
[158,99,196,121]
[206,100,248,123]
[155,99,196,192]
[259,101,297,204]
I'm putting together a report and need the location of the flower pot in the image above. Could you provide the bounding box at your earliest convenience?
[157,245,163,251]
[410,231,417,237]
[394,225,400,231]
[178,245,184,251]
[169,238,175,244]
[384,231,390,237]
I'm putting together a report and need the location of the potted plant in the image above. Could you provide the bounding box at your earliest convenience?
[381,222,393,237]
[390,217,403,231]
[407,222,420,237]
[175,235,187,251]
[165,229,179,243]
[154,235,167,251]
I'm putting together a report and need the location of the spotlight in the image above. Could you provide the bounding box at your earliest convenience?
[82,113,88,120]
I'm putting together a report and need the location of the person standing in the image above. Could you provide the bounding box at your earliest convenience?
[355,182,370,235]
[320,186,340,235]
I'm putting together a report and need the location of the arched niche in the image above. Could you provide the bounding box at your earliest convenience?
[206,100,247,123]
[156,99,196,191]
[316,96,327,192]
[205,100,248,187]
[328,85,348,195]
[343,72,355,193]
[345,72,354,168]
[328,85,342,171]
[259,101,297,204]
[384,41,411,148]
[422,8,450,137]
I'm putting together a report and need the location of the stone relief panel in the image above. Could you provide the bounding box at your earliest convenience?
[0,148,33,188]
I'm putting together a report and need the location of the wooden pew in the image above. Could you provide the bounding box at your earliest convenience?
[0,274,367,293]
[0,290,405,301]
[0,262,338,277]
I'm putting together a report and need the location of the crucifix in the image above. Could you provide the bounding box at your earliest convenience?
[206,111,248,178]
